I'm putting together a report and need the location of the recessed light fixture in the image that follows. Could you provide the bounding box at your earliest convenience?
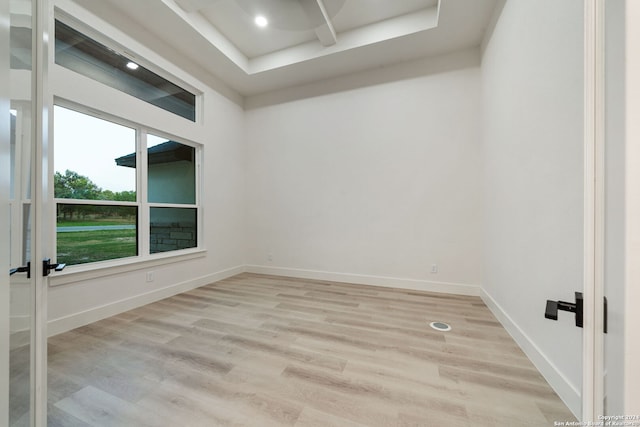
[126,61,139,70]
[254,15,268,28]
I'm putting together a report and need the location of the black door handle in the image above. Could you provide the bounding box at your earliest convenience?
[545,292,584,327]
[10,260,66,278]
[545,292,607,333]
[43,258,66,276]
[9,262,30,278]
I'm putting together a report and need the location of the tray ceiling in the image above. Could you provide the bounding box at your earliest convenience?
[69,0,499,97]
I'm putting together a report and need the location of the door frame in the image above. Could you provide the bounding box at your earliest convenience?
[582,0,605,421]
[584,0,640,419]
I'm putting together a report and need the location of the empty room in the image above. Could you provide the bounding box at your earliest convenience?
[2,0,639,426]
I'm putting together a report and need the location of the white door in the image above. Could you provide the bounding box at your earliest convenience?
[5,0,37,424]
[1,1,11,424]
[3,0,51,426]
[7,105,37,427]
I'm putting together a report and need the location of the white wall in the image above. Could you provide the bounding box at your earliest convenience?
[245,53,483,293]
[481,0,584,416]
[46,1,247,333]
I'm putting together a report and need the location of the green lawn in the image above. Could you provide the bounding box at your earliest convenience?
[57,218,135,227]
[56,229,137,265]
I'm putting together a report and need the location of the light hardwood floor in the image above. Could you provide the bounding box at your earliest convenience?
[47,273,576,426]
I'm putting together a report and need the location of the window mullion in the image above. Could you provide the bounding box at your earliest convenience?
[138,129,149,257]
[196,145,202,252]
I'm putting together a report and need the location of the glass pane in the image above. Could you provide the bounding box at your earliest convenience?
[10,104,32,201]
[55,20,196,121]
[56,204,138,265]
[10,109,16,199]
[147,135,195,204]
[150,207,197,253]
[9,1,33,425]
[54,105,136,201]
[10,26,32,70]
[21,204,31,265]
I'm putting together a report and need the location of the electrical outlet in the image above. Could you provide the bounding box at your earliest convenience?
[146,271,154,282]
[431,264,438,274]
[267,253,273,262]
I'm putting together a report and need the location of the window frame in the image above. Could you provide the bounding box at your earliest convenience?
[52,99,203,274]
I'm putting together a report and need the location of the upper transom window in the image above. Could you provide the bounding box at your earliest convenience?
[54,19,197,122]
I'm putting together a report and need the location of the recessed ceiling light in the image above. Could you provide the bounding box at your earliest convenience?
[254,15,268,28]
[126,61,139,70]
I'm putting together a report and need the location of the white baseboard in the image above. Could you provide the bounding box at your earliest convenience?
[47,265,245,337]
[245,265,482,296]
[480,289,581,418]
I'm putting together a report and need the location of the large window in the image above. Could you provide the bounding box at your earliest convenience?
[55,20,197,121]
[54,105,200,266]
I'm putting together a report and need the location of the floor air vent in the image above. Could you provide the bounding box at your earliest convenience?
[429,321,452,332]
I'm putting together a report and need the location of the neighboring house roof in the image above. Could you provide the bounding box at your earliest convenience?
[115,141,193,168]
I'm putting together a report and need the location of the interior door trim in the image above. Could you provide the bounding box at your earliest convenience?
[582,0,606,421]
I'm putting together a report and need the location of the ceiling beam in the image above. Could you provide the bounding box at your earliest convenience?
[314,0,338,46]
[300,0,337,47]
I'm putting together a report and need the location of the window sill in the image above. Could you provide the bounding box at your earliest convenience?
[48,248,207,287]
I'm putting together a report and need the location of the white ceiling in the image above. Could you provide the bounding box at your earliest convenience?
[196,0,440,58]
[70,0,499,97]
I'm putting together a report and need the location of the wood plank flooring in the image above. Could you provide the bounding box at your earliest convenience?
[47,273,576,426]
